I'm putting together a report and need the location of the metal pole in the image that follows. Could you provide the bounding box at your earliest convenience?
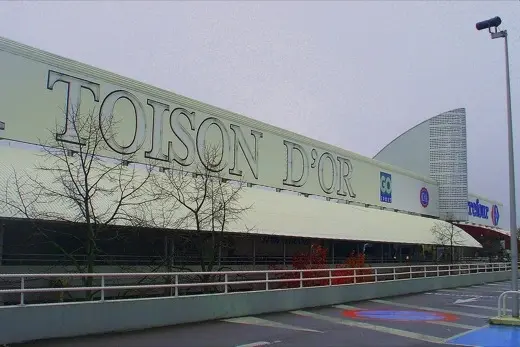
[503,30,519,317]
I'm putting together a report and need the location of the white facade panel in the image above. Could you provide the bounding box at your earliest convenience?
[0,37,439,217]
[374,121,430,177]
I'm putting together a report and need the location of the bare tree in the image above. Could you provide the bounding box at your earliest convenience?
[431,215,465,264]
[138,143,254,277]
[1,106,153,297]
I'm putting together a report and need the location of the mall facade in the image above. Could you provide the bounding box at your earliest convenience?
[0,36,510,271]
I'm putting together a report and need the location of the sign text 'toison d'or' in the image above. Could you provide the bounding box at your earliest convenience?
[46,70,356,200]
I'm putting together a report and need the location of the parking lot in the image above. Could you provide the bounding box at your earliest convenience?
[17,280,520,347]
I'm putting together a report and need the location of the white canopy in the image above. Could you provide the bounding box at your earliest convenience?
[0,144,482,248]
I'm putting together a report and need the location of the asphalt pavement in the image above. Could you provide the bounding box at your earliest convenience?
[16,280,520,347]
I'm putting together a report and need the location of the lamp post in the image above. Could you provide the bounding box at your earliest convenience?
[476,16,518,317]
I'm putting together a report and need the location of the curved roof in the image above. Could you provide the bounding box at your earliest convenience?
[373,108,465,159]
[0,145,482,248]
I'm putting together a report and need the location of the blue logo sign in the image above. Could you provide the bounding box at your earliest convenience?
[491,204,500,226]
[420,187,429,208]
[380,172,392,203]
[468,199,489,220]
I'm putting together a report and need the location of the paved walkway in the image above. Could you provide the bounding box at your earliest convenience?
[16,280,520,347]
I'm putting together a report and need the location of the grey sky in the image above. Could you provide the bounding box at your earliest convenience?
[0,1,519,229]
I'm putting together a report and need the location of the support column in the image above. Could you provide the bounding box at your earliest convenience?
[0,222,4,266]
[283,239,286,266]
[332,241,335,265]
[252,238,256,266]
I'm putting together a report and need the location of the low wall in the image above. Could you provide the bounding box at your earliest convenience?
[0,271,511,345]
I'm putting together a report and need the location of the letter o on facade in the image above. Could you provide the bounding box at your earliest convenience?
[99,90,147,155]
[318,152,336,194]
[196,117,231,172]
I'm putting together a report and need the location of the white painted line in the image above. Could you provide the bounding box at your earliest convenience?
[333,304,359,310]
[370,299,489,318]
[447,287,504,292]
[290,310,445,344]
[439,288,504,294]
[223,316,323,333]
[453,297,480,304]
[333,304,479,330]
[235,342,271,347]
[472,284,511,289]
[425,292,496,299]
[457,303,510,313]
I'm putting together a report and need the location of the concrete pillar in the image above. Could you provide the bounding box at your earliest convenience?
[283,240,286,266]
[0,222,4,266]
[252,238,256,266]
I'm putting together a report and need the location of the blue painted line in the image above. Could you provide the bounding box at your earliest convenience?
[356,310,445,321]
[447,325,520,347]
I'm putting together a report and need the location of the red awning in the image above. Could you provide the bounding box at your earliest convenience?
[455,223,512,248]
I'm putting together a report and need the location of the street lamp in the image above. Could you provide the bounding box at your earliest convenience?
[476,16,518,318]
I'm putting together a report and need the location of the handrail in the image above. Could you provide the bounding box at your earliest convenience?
[0,262,511,307]
[497,290,520,316]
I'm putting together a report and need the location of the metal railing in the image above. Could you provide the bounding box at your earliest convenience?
[0,262,511,307]
[497,290,520,316]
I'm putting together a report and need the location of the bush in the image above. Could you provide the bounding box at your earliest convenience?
[269,245,375,288]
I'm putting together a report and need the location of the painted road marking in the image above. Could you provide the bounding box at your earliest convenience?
[485,282,514,286]
[440,288,504,293]
[334,304,358,310]
[453,297,480,304]
[343,309,458,322]
[456,303,510,313]
[235,341,282,347]
[446,325,490,345]
[425,292,496,299]
[235,342,271,347]
[370,299,489,318]
[223,316,323,333]
[290,310,445,344]
[447,324,520,347]
[333,304,479,330]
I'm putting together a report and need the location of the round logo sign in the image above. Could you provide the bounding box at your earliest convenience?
[491,204,500,226]
[420,187,429,208]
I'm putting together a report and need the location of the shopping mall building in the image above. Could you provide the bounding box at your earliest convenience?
[0,36,511,270]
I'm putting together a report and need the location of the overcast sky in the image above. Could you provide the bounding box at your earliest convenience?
[0,1,519,229]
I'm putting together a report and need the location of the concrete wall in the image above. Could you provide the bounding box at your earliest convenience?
[0,271,511,345]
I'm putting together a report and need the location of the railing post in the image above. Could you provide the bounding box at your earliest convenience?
[423,266,426,278]
[374,268,378,282]
[20,276,24,306]
[393,267,396,280]
[101,275,105,302]
[409,266,412,279]
[328,270,332,286]
[354,269,357,284]
[225,274,228,293]
[458,265,461,275]
[265,272,269,291]
[174,275,179,297]
[300,271,303,288]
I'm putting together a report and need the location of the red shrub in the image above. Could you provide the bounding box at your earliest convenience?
[269,245,375,289]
